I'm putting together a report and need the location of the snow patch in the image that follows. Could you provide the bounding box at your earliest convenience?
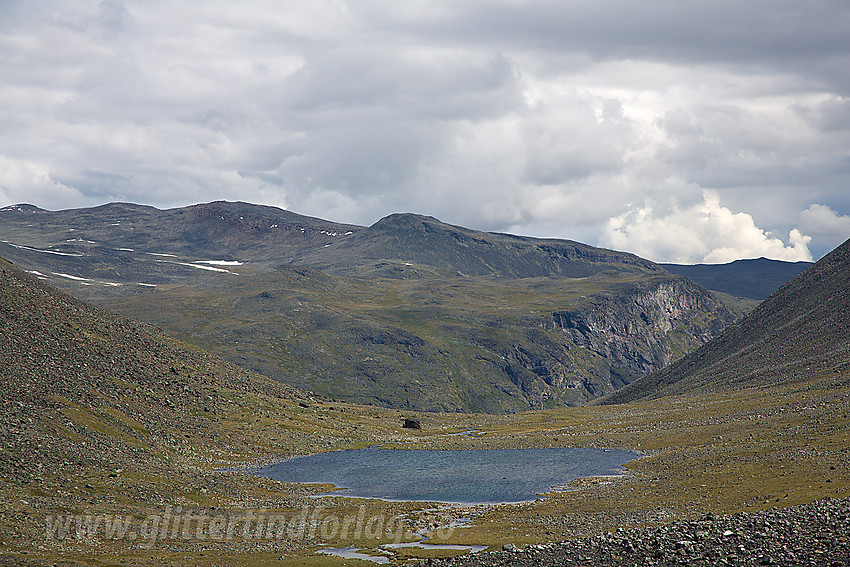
[51,272,121,286]
[197,260,244,266]
[156,260,238,274]
[147,252,179,258]
[1,205,33,213]
[1,241,84,257]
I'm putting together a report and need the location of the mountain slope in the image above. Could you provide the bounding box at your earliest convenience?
[601,238,850,404]
[0,201,740,411]
[0,255,432,562]
[661,258,813,300]
[90,269,734,411]
[0,201,361,269]
[0,255,313,488]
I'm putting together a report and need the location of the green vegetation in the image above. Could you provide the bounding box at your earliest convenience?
[80,270,740,413]
[2,204,842,566]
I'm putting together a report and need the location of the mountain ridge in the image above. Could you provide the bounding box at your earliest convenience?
[1,201,660,280]
[299,210,661,278]
[661,257,813,300]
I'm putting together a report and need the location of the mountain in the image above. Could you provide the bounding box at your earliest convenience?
[0,254,327,538]
[0,201,361,263]
[0,202,658,280]
[0,255,456,564]
[295,212,660,278]
[88,269,735,411]
[601,237,850,404]
[3,253,847,565]
[0,201,740,411]
[661,258,813,300]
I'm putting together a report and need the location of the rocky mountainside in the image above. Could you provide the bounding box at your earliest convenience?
[0,256,314,489]
[90,270,734,411]
[0,201,741,411]
[661,257,813,300]
[552,277,731,377]
[602,237,850,404]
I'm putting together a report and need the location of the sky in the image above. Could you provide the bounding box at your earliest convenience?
[2,1,850,263]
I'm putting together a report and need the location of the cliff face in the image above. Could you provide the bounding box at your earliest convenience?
[543,277,736,396]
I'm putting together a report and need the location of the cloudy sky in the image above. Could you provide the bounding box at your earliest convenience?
[2,0,850,263]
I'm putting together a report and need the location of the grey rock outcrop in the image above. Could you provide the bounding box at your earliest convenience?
[553,278,735,377]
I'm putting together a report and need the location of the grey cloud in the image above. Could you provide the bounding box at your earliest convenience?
[1,0,849,261]
[385,1,849,70]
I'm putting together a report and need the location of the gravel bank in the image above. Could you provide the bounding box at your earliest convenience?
[422,497,849,566]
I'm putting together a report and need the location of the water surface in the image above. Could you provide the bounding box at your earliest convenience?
[253,446,638,504]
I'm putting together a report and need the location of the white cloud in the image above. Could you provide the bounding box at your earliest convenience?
[604,190,813,264]
[0,155,86,210]
[799,204,850,253]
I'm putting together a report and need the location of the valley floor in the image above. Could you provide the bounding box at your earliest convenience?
[3,372,849,566]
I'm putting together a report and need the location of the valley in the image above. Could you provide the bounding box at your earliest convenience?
[1,202,848,565]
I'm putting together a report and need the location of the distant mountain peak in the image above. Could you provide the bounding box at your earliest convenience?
[370,212,451,230]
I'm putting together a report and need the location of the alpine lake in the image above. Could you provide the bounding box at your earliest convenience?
[252,445,640,505]
[251,445,640,562]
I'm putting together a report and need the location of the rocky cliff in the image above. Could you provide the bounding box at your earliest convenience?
[553,278,734,375]
[459,276,738,408]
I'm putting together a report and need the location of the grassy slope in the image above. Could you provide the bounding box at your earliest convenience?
[0,202,749,413]
[80,268,733,413]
